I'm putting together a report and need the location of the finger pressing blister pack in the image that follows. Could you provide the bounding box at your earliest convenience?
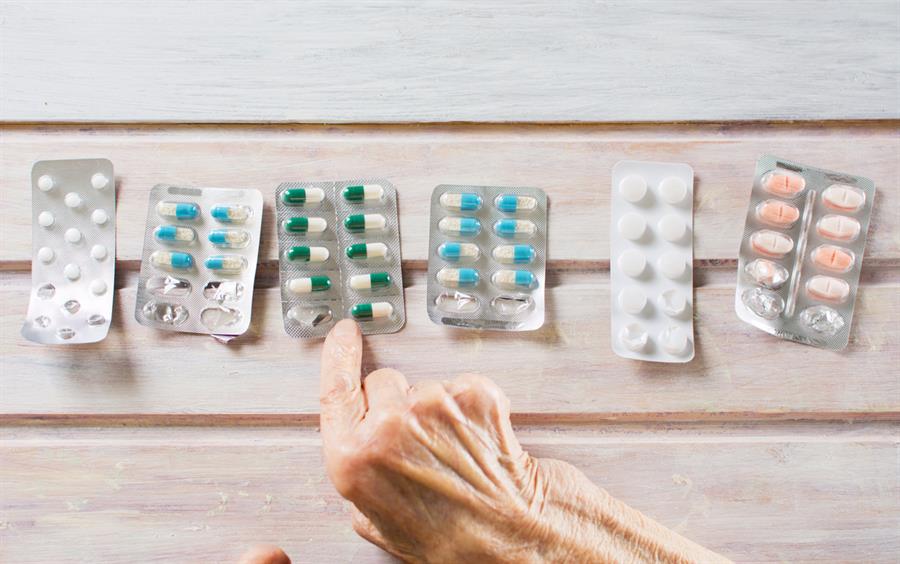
[426,185,547,331]
[610,161,694,362]
[134,184,263,338]
[276,180,405,338]
[22,159,116,344]
[735,156,875,350]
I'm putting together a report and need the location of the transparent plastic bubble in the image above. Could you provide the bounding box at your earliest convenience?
[146,276,192,297]
[34,315,51,328]
[142,301,189,325]
[200,306,242,331]
[434,291,480,314]
[744,259,789,290]
[287,304,333,328]
[799,305,845,335]
[741,287,784,319]
[62,300,81,315]
[57,328,76,340]
[490,294,534,316]
[87,314,106,326]
[36,283,55,300]
[203,280,244,302]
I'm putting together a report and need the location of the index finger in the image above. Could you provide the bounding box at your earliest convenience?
[320,319,367,445]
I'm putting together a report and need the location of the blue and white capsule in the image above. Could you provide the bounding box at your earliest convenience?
[438,216,481,237]
[157,201,200,221]
[436,267,480,288]
[209,229,251,249]
[495,194,537,213]
[205,254,246,274]
[492,269,536,290]
[492,244,536,265]
[211,204,251,224]
[439,192,483,212]
[437,242,480,262]
[154,225,197,244]
[150,250,194,271]
[494,219,536,238]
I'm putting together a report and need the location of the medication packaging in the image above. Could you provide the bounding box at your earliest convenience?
[134,185,263,338]
[426,185,547,331]
[276,179,405,338]
[22,159,116,344]
[735,156,875,349]
[610,161,695,362]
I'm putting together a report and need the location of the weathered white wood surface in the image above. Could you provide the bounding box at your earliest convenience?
[1,1,898,123]
[2,424,897,563]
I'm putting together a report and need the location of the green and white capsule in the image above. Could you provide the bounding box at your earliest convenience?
[349,272,391,290]
[209,229,250,249]
[282,187,325,206]
[491,269,536,290]
[351,302,393,320]
[287,276,331,295]
[344,213,386,233]
[283,216,328,234]
[286,245,330,262]
[345,242,388,260]
[342,184,384,202]
[154,225,197,244]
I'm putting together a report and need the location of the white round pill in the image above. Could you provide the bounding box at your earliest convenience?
[658,253,687,279]
[65,227,82,244]
[38,211,54,228]
[620,323,649,352]
[37,175,55,192]
[91,173,109,190]
[90,244,108,261]
[91,209,109,225]
[659,289,688,317]
[658,214,687,242]
[659,177,688,204]
[618,288,647,315]
[64,263,81,280]
[37,246,55,263]
[618,249,646,278]
[618,213,646,241]
[65,192,83,208]
[90,279,107,295]
[660,326,689,355]
[619,175,648,203]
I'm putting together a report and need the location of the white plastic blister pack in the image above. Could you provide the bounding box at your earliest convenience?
[610,161,694,362]
[276,180,405,338]
[735,156,875,350]
[134,184,263,338]
[426,185,547,331]
[22,159,116,344]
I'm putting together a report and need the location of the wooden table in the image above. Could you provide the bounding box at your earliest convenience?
[2,2,898,562]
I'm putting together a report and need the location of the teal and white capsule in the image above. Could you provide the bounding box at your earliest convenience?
[342,184,384,202]
[205,254,246,273]
[287,276,331,295]
[349,272,391,290]
[346,242,388,260]
[437,242,480,262]
[211,204,251,224]
[150,250,194,271]
[492,244,535,265]
[351,302,393,320]
[439,192,482,212]
[438,216,481,237]
[494,219,536,238]
[344,213,386,233]
[209,229,250,249]
[495,194,537,213]
[436,267,480,288]
[154,224,197,244]
[492,269,536,290]
[157,201,200,221]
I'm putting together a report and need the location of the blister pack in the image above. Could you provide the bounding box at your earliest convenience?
[426,185,547,331]
[134,184,263,338]
[610,160,694,363]
[735,156,875,350]
[22,159,116,344]
[276,180,405,338]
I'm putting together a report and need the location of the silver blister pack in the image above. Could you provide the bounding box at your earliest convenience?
[134,184,264,338]
[735,155,876,350]
[22,159,116,344]
[276,179,405,338]
[426,185,547,331]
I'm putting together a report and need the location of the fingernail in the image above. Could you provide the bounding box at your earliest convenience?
[332,319,360,340]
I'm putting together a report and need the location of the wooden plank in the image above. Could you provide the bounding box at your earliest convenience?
[1,123,898,264]
[3,270,898,416]
[1,424,897,563]
[1,1,897,123]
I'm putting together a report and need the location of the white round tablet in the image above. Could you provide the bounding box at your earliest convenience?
[91,209,109,225]
[620,323,649,352]
[90,279,107,295]
[90,244,108,261]
[658,177,688,205]
[37,175,55,192]
[38,211,55,228]
[658,214,686,242]
[37,246,55,263]
[91,173,109,190]
[64,263,81,280]
[619,175,647,203]
[660,326,689,355]
[64,227,82,244]
[618,288,647,315]
[618,249,646,278]
[618,213,646,241]
[64,192,83,208]
[659,289,688,317]
[658,253,687,279]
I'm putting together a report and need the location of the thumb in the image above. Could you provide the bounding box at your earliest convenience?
[320,319,366,447]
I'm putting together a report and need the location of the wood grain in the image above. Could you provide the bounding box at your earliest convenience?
[1,123,898,265]
[1,1,898,123]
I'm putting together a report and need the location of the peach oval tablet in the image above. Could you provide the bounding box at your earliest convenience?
[756,199,800,228]
[816,214,860,242]
[760,169,805,197]
[806,275,850,304]
[750,230,794,258]
[810,245,854,273]
[822,184,865,213]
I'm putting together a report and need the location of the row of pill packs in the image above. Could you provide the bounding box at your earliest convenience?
[23,157,876,358]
